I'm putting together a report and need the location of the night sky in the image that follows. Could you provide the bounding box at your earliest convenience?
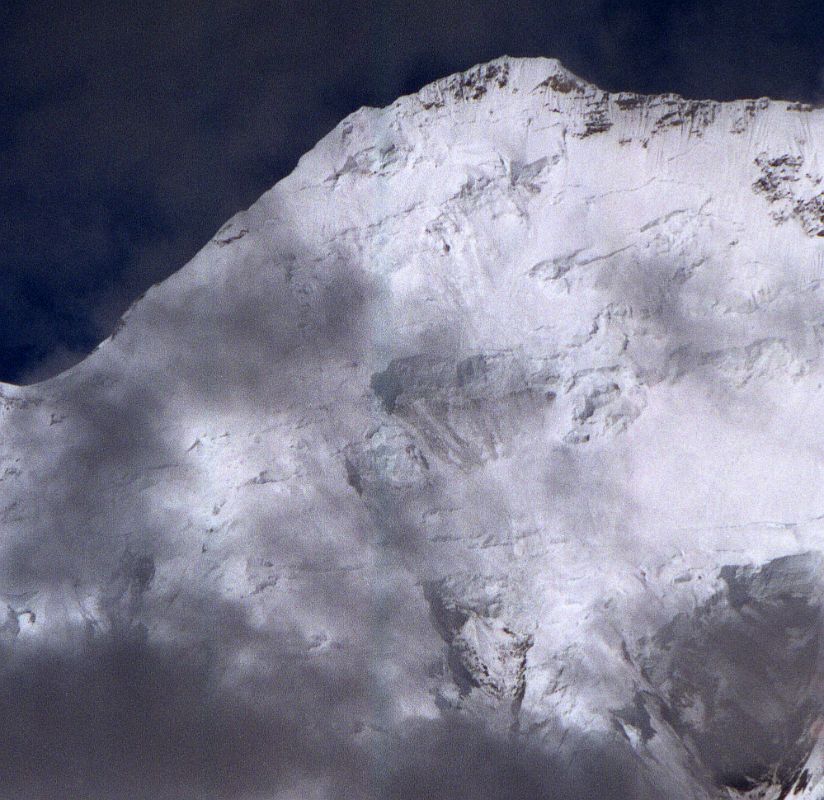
[2,0,823,383]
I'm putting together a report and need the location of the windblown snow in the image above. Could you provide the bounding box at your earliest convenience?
[2,56,824,799]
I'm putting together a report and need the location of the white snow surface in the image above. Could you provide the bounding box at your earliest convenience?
[2,57,824,798]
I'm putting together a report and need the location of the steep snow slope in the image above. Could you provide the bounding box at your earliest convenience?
[2,56,824,798]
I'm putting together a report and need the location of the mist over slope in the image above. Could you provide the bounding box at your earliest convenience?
[2,56,824,798]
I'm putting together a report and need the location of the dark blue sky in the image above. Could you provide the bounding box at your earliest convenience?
[2,0,823,383]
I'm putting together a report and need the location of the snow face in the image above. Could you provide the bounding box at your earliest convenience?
[1,56,824,798]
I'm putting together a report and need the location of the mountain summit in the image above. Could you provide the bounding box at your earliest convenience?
[2,56,824,798]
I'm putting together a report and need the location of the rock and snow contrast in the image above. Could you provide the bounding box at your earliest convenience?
[2,56,824,798]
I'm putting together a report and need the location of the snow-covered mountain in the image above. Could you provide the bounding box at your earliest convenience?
[2,56,824,799]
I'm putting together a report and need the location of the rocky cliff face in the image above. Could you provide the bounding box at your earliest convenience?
[2,56,824,799]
